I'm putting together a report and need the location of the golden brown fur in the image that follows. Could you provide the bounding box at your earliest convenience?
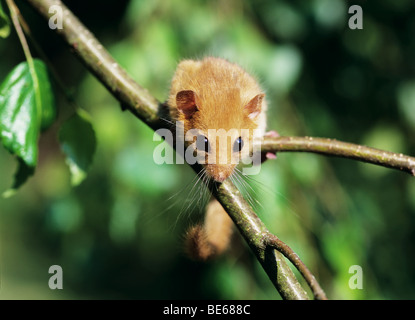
[184,200,234,261]
[167,57,267,260]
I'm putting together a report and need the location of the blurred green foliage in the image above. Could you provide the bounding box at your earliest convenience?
[0,0,415,299]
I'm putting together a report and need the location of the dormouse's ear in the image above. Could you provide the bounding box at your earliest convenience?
[176,90,199,119]
[245,93,265,120]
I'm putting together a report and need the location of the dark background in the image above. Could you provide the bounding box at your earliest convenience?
[0,0,414,299]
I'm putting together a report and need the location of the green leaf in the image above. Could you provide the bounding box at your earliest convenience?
[0,59,56,165]
[36,62,56,130]
[0,1,10,39]
[0,59,56,195]
[58,109,96,186]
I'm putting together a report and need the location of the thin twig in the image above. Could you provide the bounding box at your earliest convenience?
[25,0,161,127]
[25,0,317,299]
[6,0,32,63]
[214,180,312,300]
[264,233,327,300]
[262,136,415,176]
[14,4,77,108]
[23,0,414,300]
[7,0,43,136]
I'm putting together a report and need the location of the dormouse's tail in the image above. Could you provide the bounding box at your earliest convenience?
[184,198,234,261]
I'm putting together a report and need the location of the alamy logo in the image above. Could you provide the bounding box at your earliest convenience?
[48,5,63,30]
[348,265,363,290]
[348,5,363,30]
[153,121,262,177]
[48,265,63,290]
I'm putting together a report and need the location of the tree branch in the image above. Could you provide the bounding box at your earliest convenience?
[262,136,415,176]
[24,0,414,300]
[213,180,326,299]
[24,0,162,129]
[26,0,323,299]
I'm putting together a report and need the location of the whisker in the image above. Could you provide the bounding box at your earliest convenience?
[235,168,260,196]
[236,167,301,220]
[179,168,211,217]
[159,116,175,126]
[177,170,206,219]
[230,172,250,208]
[231,169,262,211]
[144,168,207,233]
[200,170,212,205]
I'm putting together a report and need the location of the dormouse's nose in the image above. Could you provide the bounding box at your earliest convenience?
[217,172,226,182]
[205,164,235,182]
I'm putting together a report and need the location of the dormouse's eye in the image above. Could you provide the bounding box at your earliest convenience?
[233,136,244,152]
[196,135,210,153]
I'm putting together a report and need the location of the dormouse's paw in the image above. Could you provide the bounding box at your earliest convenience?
[265,152,277,160]
[260,151,277,163]
[261,131,279,162]
[265,130,280,138]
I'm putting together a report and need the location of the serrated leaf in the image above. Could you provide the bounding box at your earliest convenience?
[0,1,10,39]
[59,109,96,186]
[0,59,56,195]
